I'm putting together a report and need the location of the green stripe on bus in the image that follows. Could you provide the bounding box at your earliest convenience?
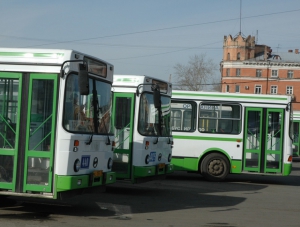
[173,135,242,142]
[172,92,288,101]
[0,52,64,58]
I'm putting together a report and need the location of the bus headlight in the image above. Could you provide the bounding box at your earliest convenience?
[74,159,80,172]
[145,154,150,164]
[107,158,113,169]
[168,154,172,162]
[158,153,162,161]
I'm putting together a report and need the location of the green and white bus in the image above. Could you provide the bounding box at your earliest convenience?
[171,90,293,181]
[292,111,300,157]
[0,48,116,200]
[112,75,174,183]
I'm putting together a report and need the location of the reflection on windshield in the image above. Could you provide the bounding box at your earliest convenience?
[138,93,171,136]
[63,74,112,134]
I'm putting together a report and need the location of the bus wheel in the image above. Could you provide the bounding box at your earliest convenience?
[201,153,229,182]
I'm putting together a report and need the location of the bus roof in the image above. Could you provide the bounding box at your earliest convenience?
[293,110,300,120]
[113,74,172,96]
[172,90,291,104]
[0,47,112,65]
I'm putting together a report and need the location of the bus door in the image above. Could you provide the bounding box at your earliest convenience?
[0,73,22,191]
[0,73,57,193]
[244,108,284,173]
[23,74,58,193]
[292,120,300,157]
[112,93,135,179]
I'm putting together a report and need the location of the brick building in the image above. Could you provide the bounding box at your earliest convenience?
[221,33,300,110]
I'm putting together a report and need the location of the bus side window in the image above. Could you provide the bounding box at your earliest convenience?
[171,109,182,131]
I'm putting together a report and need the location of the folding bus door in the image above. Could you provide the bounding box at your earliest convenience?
[23,74,58,193]
[0,73,22,191]
[244,107,284,174]
[0,73,57,194]
[112,93,135,179]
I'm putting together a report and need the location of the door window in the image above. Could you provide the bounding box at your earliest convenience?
[0,78,19,183]
[26,79,54,185]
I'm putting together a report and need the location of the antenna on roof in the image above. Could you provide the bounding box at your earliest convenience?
[256,30,258,43]
[239,0,242,35]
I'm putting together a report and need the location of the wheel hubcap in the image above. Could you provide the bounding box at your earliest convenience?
[208,159,224,176]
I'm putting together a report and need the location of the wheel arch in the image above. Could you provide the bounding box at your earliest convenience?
[198,148,231,174]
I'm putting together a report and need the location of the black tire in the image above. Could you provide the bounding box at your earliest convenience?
[201,153,229,182]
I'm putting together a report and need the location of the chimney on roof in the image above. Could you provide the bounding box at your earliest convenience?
[288,50,293,53]
[295,49,299,54]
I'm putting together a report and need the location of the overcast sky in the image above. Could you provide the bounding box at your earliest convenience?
[0,0,299,84]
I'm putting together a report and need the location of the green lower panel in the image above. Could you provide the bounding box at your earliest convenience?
[283,163,292,176]
[133,165,156,177]
[166,164,174,174]
[105,172,116,184]
[230,160,242,173]
[56,175,90,192]
[56,171,116,192]
[171,157,198,171]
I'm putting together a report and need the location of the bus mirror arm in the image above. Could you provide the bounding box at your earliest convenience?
[167,137,171,144]
[60,60,83,78]
[85,134,93,145]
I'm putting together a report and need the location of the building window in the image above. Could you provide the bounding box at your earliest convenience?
[226,69,230,77]
[286,86,293,95]
[227,53,230,60]
[237,52,240,60]
[235,85,240,93]
[236,68,240,76]
[270,85,277,94]
[255,85,262,94]
[256,69,262,77]
[287,70,294,78]
[226,85,230,92]
[271,70,278,78]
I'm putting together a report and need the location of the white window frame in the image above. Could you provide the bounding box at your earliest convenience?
[256,69,262,77]
[226,69,230,77]
[287,70,293,78]
[235,85,240,93]
[236,68,240,77]
[271,70,278,78]
[270,85,277,94]
[255,85,262,94]
[226,85,230,92]
[286,86,293,95]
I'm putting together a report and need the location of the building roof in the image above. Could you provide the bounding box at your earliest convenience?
[253,50,300,63]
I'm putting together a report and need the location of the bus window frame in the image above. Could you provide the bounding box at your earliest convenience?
[198,102,242,134]
[170,100,197,132]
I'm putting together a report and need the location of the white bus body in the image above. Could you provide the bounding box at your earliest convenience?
[0,48,116,199]
[112,75,174,183]
[292,110,300,157]
[171,90,293,181]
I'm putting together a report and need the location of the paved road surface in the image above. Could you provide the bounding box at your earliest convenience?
[1,158,300,227]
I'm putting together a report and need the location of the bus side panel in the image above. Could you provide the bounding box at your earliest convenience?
[283,163,292,176]
[172,157,198,171]
[230,160,242,173]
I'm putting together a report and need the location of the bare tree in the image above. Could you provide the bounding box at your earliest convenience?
[174,54,219,91]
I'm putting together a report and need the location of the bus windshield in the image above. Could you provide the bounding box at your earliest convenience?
[63,73,112,134]
[138,93,171,137]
